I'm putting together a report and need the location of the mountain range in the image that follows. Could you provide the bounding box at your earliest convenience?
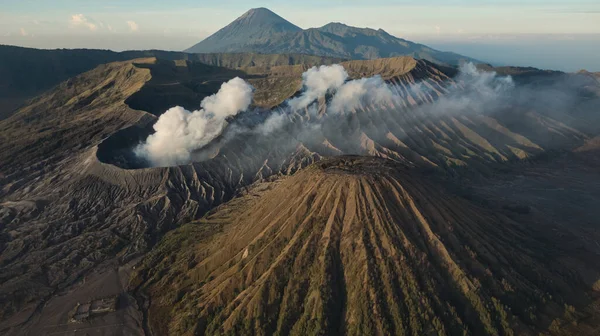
[1,53,599,334]
[185,8,476,66]
[1,6,600,336]
[0,45,342,120]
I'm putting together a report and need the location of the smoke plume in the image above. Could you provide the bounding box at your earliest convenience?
[134,62,519,167]
[418,62,514,116]
[328,75,396,114]
[287,64,348,111]
[239,62,516,157]
[135,77,253,167]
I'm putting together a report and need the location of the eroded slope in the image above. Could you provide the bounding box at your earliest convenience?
[1,55,598,334]
[0,57,327,333]
[134,156,600,335]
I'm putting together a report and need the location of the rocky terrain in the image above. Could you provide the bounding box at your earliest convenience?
[133,156,600,335]
[0,56,343,335]
[0,53,599,335]
[0,44,342,120]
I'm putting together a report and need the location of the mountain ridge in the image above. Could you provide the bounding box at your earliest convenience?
[186,8,302,54]
[0,44,344,120]
[185,8,477,66]
[1,53,600,334]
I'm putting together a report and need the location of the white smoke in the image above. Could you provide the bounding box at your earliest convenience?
[236,62,514,142]
[255,113,287,135]
[328,75,395,114]
[425,63,514,115]
[456,62,513,98]
[287,64,348,111]
[133,62,515,167]
[303,62,513,116]
[285,64,396,114]
[248,62,515,151]
[135,77,253,167]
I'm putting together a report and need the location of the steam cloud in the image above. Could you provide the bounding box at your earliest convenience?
[136,62,516,167]
[287,64,348,111]
[328,75,395,114]
[418,62,514,116]
[135,77,253,167]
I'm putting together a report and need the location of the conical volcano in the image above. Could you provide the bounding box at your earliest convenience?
[184,8,476,66]
[185,8,302,53]
[133,156,600,335]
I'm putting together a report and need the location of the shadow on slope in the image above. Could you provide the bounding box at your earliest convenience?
[133,156,600,336]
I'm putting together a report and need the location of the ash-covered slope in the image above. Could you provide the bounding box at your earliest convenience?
[0,57,330,334]
[112,56,596,173]
[0,44,342,120]
[1,55,599,334]
[133,156,600,335]
[185,8,476,66]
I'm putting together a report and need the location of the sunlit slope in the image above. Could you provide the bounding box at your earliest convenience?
[0,44,342,119]
[134,157,600,335]
[1,56,598,331]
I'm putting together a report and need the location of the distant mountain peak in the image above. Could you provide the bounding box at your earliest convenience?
[321,22,349,28]
[243,7,276,15]
[317,22,385,38]
[185,8,476,66]
[185,8,301,54]
[319,22,367,32]
[247,7,270,12]
[237,7,300,29]
[377,28,392,35]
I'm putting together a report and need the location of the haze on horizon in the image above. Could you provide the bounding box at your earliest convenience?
[1,0,599,72]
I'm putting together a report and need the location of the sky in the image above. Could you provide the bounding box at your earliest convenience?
[1,0,599,71]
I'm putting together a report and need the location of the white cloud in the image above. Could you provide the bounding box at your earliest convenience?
[70,14,98,31]
[127,21,139,32]
[19,28,28,37]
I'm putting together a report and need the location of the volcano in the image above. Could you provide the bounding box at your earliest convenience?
[1,51,600,335]
[185,8,477,66]
[185,8,302,54]
[133,156,600,335]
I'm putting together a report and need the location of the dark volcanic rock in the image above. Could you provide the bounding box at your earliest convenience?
[1,54,600,335]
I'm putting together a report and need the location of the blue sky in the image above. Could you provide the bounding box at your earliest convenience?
[1,0,599,70]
